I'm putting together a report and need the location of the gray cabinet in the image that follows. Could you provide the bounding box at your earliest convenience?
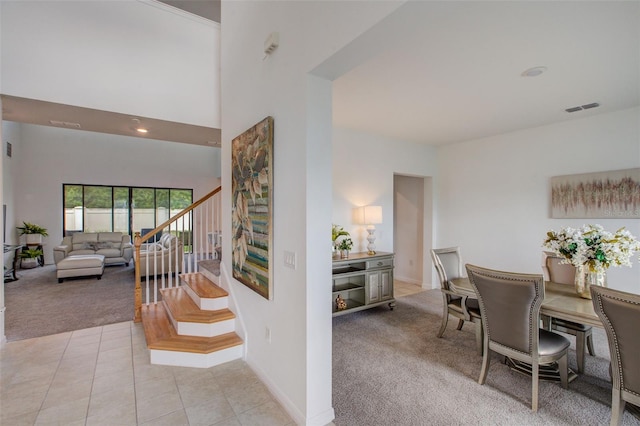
[332,252,395,317]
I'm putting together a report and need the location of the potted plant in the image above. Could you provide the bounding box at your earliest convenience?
[17,221,48,245]
[336,237,353,259]
[19,247,43,269]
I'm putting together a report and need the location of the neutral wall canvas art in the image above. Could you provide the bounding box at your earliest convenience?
[551,168,640,218]
[231,117,274,299]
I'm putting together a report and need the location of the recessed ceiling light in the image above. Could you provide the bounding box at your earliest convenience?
[521,66,547,77]
[136,128,148,134]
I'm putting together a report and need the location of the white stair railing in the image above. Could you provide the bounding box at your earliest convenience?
[133,186,221,322]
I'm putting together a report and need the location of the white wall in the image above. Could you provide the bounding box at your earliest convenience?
[332,127,438,253]
[6,123,220,265]
[333,127,437,289]
[220,2,404,424]
[1,0,219,128]
[437,107,640,293]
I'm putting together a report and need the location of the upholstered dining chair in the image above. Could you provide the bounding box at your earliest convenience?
[590,285,640,426]
[465,264,570,412]
[431,247,482,355]
[541,251,595,373]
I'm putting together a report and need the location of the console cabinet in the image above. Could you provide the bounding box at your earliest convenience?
[332,252,395,317]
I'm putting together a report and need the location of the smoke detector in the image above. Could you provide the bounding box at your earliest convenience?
[521,66,547,77]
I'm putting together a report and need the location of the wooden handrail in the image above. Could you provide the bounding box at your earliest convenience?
[133,185,221,322]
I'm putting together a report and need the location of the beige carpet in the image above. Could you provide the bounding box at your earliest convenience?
[332,289,640,425]
[4,263,136,341]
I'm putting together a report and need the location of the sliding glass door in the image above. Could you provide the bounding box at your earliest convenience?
[63,184,192,237]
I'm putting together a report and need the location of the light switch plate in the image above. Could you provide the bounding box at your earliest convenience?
[284,251,296,269]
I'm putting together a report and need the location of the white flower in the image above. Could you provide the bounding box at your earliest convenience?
[542,224,640,273]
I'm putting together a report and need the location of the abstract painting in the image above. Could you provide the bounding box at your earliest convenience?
[551,168,640,218]
[231,117,274,299]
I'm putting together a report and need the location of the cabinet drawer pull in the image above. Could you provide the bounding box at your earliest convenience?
[377,261,383,266]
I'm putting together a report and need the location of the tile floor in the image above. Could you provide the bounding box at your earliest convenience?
[393,279,426,298]
[0,321,294,425]
[0,280,421,425]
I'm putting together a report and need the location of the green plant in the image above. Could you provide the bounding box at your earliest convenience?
[20,248,44,259]
[336,237,353,251]
[17,221,48,236]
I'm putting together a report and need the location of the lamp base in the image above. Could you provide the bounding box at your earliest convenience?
[366,227,377,255]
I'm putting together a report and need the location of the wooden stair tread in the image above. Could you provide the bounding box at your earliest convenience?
[160,287,235,323]
[181,272,227,298]
[141,304,242,354]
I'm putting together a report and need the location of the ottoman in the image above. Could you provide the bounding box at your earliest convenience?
[56,254,105,283]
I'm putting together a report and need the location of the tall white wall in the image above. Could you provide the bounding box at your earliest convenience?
[333,127,437,272]
[220,2,403,424]
[1,0,219,128]
[436,107,640,293]
[6,123,220,265]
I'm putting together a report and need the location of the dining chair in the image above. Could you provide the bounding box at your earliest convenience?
[431,247,482,355]
[465,263,570,411]
[590,285,640,426]
[541,251,595,373]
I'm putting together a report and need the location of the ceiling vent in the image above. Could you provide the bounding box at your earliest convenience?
[49,120,81,128]
[565,102,600,113]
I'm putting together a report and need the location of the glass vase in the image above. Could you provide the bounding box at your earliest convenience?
[574,265,607,299]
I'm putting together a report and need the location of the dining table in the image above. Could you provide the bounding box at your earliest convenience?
[449,277,601,328]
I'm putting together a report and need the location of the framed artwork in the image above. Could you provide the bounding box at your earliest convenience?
[231,117,274,299]
[551,168,640,218]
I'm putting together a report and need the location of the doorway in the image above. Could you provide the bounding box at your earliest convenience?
[393,174,433,293]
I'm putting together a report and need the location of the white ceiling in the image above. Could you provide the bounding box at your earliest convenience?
[330,1,640,145]
[3,2,638,148]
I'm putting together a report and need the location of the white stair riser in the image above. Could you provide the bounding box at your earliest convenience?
[163,299,236,337]
[176,318,235,337]
[181,283,228,311]
[150,344,243,368]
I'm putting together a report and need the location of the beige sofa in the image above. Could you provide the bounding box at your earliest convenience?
[138,233,183,276]
[54,232,133,266]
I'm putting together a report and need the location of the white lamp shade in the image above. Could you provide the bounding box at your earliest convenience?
[363,205,382,225]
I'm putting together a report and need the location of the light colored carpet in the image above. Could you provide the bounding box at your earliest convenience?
[4,263,136,341]
[332,289,640,425]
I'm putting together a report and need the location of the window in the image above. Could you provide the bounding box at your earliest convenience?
[63,184,193,237]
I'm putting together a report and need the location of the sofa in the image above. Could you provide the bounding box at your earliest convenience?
[54,232,133,266]
[138,233,183,276]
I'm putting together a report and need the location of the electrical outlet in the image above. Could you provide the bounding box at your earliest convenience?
[284,251,296,269]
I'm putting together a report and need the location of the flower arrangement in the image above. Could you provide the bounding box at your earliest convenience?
[332,224,350,245]
[336,237,353,252]
[543,224,640,273]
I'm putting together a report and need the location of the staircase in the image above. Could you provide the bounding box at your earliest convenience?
[140,261,244,368]
[135,186,244,368]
